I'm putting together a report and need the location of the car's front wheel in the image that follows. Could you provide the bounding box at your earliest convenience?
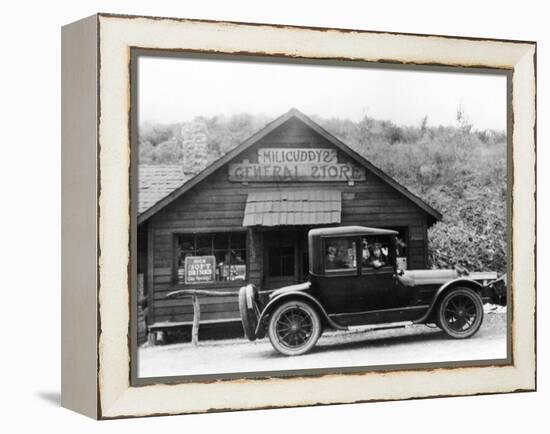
[437,287,484,339]
[268,300,322,356]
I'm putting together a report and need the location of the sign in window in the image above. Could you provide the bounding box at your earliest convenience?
[184,256,216,284]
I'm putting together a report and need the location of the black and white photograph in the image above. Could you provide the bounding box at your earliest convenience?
[134,53,509,380]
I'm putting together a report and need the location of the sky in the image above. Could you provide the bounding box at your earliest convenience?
[138,55,507,131]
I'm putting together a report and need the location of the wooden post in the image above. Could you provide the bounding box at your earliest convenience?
[191,295,200,346]
[147,328,156,346]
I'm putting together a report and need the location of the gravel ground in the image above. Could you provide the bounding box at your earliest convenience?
[138,310,507,378]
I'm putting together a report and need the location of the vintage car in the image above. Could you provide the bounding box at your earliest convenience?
[239,226,504,356]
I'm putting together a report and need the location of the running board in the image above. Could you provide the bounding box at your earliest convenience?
[347,321,413,332]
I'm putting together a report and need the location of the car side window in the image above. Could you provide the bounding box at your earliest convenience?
[361,236,391,270]
[324,237,357,272]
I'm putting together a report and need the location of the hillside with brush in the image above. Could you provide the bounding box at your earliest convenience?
[139,109,507,273]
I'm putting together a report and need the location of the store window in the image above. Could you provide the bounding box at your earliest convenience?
[175,232,246,284]
[324,237,357,272]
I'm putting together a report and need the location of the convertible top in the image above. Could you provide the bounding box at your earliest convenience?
[309,226,398,238]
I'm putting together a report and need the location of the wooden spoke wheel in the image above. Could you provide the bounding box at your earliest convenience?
[437,287,484,339]
[268,300,321,356]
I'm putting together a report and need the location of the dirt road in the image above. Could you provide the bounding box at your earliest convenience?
[138,311,507,378]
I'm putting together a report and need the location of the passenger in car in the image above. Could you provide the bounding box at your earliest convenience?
[325,244,339,269]
[368,243,388,268]
[326,244,346,269]
[361,239,371,266]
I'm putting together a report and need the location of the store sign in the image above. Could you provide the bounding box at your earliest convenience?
[258,148,337,164]
[184,256,216,284]
[229,148,366,182]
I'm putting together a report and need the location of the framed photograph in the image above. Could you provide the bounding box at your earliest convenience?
[61,13,536,419]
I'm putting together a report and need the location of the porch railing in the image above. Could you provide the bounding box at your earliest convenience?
[165,289,240,346]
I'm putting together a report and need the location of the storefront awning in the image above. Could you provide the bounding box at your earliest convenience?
[243,190,341,227]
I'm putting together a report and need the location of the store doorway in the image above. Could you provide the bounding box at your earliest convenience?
[263,230,309,290]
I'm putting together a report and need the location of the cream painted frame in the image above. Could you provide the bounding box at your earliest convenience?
[61,13,536,419]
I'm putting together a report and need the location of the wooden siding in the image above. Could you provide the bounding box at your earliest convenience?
[147,118,431,325]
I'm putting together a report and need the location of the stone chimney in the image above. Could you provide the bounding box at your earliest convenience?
[180,121,208,175]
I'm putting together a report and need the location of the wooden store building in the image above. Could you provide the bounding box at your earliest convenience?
[137,109,442,342]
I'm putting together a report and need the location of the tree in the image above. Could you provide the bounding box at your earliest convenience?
[386,124,404,145]
[454,104,473,160]
[420,115,428,135]
[152,138,182,164]
[139,121,176,146]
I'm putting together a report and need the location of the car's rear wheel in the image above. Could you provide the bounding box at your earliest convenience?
[268,300,321,356]
[437,287,483,339]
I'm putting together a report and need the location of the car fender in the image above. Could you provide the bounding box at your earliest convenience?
[413,277,483,324]
[254,291,347,337]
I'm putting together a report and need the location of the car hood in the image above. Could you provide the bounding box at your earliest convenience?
[269,281,312,299]
[401,269,459,286]
[400,269,498,286]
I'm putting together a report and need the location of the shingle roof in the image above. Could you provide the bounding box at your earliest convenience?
[138,165,192,214]
[309,226,398,237]
[243,190,341,226]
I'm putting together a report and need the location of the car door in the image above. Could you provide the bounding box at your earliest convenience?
[315,234,411,326]
[357,267,397,310]
[315,235,374,314]
[357,234,402,310]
